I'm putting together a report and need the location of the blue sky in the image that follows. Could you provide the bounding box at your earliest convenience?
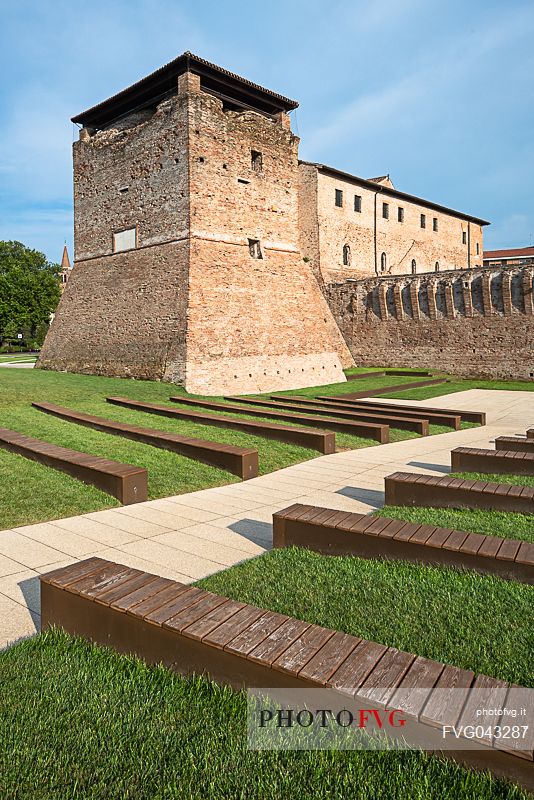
[1,0,533,263]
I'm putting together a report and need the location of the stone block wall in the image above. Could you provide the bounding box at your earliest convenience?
[325,266,534,380]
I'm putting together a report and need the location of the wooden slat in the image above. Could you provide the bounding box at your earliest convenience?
[44,557,107,587]
[183,599,246,641]
[356,648,415,707]
[66,563,132,597]
[142,587,207,626]
[420,664,475,728]
[95,571,156,606]
[327,639,388,696]
[202,605,266,650]
[163,593,229,633]
[113,577,175,612]
[271,625,335,676]
[388,657,445,719]
[126,582,190,618]
[457,674,509,745]
[247,618,311,666]
[298,631,360,683]
[224,611,289,656]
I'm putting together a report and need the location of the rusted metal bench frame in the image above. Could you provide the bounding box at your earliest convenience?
[33,401,258,480]
[451,446,534,477]
[169,396,390,442]
[273,504,533,584]
[223,396,426,436]
[0,427,147,504]
[317,396,485,425]
[384,471,534,514]
[106,397,335,454]
[40,558,534,793]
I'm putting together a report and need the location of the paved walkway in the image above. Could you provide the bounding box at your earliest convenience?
[0,389,531,650]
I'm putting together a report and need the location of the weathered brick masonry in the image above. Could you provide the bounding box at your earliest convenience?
[39,55,351,394]
[325,267,534,380]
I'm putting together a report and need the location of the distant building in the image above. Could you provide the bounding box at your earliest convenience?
[483,246,534,268]
[59,245,72,291]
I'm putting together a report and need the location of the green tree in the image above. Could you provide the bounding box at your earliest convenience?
[0,241,61,346]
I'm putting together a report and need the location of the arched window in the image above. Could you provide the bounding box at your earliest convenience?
[380,252,387,272]
[435,261,440,272]
[411,259,417,274]
[342,244,351,266]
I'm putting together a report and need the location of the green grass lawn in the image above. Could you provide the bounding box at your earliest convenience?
[375,505,534,543]
[0,629,528,800]
[198,548,533,686]
[0,368,468,530]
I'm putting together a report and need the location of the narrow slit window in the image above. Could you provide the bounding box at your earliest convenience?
[411,259,417,274]
[420,214,426,229]
[248,239,263,259]
[462,231,467,244]
[335,189,343,207]
[382,202,389,219]
[380,252,387,272]
[398,207,404,222]
[342,244,351,266]
[433,217,438,231]
[354,194,362,212]
[435,261,440,272]
[251,150,263,172]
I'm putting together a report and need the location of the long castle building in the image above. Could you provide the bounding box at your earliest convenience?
[39,53,533,389]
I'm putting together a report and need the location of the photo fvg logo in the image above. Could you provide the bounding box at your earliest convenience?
[259,707,407,730]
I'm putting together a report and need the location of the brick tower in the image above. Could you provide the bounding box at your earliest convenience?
[38,53,350,394]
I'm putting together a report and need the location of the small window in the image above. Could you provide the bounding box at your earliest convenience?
[335,189,343,207]
[380,252,387,272]
[342,244,351,266]
[248,239,263,259]
[411,259,417,274]
[113,227,137,253]
[382,202,389,219]
[237,177,250,185]
[420,214,426,229]
[476,242,480,255]
[435,261,440,272]
[354,194,362,212]
[433,217,438,232]
[251,150,263,172]
[462,231,467,245]
[398,207,404,223]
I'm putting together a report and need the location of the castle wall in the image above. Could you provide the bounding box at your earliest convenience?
[299,166,484,283]
[325,267,534,380]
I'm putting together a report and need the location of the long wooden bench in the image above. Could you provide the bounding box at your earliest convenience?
[346,370,386,380]
[224,396,427,435]
[169,396,390,442]
[273,504,533,584]
[317,396,485,425]
[40,558,534,792]
[385,370,433,377]
[0,428,147,504]
[300,396,460,429]
[451,446,534,477]
[495,436,534,454]
[107,397,335,454]
[33,401,258,480]
[319,378,449,400]
[346,370,433,380]
[384,471,534,514]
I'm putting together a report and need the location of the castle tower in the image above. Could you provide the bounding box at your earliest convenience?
[38,53,351,394]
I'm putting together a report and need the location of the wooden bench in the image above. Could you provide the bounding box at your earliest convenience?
[495,436,534,454]
[224,396,427,435]
[0,428,147,504]
[346,370,433,380]
[385,370,433,377]
[169,396,390,442]
[107,397,335,454]
[33,401,258,480]
[40,558,534,792]
[304,396,461,429]
[317,396,485,425]
[451,446,534,477]
[346,370,386,380]
[273,504,533,584]
[318,378,449,400]
[384,471,534,515]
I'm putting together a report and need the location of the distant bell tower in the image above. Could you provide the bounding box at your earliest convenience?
[59,244,72,292]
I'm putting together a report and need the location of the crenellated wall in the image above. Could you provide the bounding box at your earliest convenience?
[325,266,534,380]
